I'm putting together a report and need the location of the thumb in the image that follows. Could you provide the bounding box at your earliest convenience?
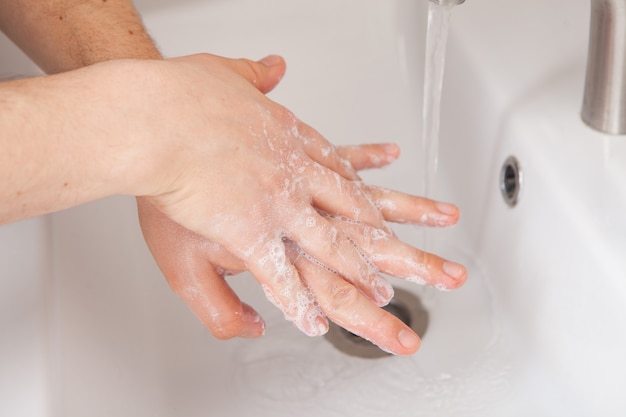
[229,54,287,94]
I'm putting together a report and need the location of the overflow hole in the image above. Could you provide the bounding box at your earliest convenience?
[500,156,522,207]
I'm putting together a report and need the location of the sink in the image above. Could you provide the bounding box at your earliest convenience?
[1,0,625,415]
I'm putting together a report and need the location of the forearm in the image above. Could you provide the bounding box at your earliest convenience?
[0,0,162,223]
[0,63,154,224]
[0,0,161,73]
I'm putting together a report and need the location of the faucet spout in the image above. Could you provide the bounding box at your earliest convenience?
[582,0,626,134]
[429,0,465,6]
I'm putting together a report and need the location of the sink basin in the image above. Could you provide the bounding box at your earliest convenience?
[1,0,625,415]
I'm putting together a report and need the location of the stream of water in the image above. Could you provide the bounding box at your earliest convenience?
[421,1,456,250]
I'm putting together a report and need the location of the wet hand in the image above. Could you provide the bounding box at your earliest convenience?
[139,142,409,340]
[134,54,467,354]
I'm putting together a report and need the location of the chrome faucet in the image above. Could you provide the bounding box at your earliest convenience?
[430,0,465,5]
[430,0,625,135]
[582,0,626,134]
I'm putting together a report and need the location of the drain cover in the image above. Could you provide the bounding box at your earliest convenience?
[324,287,429,359]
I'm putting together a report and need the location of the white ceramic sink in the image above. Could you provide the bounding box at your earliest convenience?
[2,0,625,415]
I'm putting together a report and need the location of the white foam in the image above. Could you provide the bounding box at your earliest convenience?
[370,228,389,241]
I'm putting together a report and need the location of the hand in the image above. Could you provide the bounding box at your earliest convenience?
[139,143,464,355]
[138,142,410,340]
[136,54,467,355]
[137,54,291,339]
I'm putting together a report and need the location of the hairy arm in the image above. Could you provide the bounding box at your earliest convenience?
[0,0,161,73]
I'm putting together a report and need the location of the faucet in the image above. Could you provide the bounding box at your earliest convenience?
[582,0,626,134]
[430,0,625,135]
[430,0,465,5]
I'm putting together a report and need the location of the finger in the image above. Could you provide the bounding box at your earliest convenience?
[293,121,360,180]
[219,54,286,94]
[174,53,286,94]
[293,119,401,179]
[336,143,400,171]
[171,265,266,340]
[137,198,262,339]
[322,213,467,290]
[201,240,247,274]
[286,206,393,306]
[367,186,461,227]
[288,243,420,355]
[303,162,385,228]
[242,234,329,337]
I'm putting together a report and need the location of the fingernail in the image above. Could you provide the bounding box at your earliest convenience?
[443,261,467,280]
[259,55,283,67]
[316,316,329,335]
[240,320,266,338]
[435,202,459,216]
[242,305,264,323]
[383,143,400,157]
[375,278,394,306]
[398,328,421,351]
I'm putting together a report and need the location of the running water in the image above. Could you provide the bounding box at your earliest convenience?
[421,1,456,250]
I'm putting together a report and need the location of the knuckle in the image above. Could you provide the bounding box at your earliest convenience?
[412,249,428,266]
[270,103,296,124]
[412,250,435,276]
[188,52,216,67]
[326,282,361,313]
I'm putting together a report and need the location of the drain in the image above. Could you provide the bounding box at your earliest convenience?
[500,156,522,207]
[324,287,429,359]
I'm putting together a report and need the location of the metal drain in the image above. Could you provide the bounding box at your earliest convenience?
[324,287,429,359]
[500,156,522,207]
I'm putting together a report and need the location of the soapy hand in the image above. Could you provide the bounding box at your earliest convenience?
[0,0,465,357]
[138,143,403,340]
[137,53,467,355]
[139,145,465,355]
